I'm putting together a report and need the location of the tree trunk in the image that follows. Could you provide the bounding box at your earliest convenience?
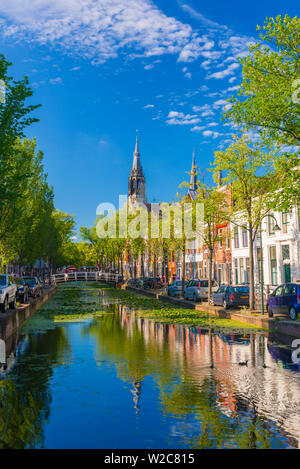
[141,253,144,278]
[208,248,214,300]
[181,239,186,290]
[249,232,255,310]
[163,246,168,292]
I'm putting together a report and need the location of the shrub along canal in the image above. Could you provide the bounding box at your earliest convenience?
[1,281,300,449]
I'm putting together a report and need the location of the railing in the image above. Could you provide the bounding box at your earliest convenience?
[51,271,123,284]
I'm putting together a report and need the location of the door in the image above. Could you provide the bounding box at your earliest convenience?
[284,264,291,283]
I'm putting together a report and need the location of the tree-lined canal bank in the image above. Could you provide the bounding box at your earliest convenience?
[1,281,300,449]
[0,286,57,341]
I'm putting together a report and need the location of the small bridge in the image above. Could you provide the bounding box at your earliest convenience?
[51,271,122,284]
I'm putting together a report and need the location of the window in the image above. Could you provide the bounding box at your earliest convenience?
[284,284,296,296]
[233,286,249,293]
[234,258,238,285]
[245,258,250,284]
[282,244,290,261]
[282,245,291,283]
[218,228,222,249]
[269,246,277,285]
[268,214,276,236]
[239,258,244,283]
[282,212,289,234]
[257,248,262,283]
[200,280,208,287]
[256,225,262,239]
[228,262,232,285]
[242,228,248,247]
[234,226,239,248]
[274,285,284,296]
[226,229,230,249]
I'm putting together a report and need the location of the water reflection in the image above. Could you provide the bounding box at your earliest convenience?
[0,284,300,448]
[83,304,300,448]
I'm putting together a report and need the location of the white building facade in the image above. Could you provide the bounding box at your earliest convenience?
[231,207,300,290]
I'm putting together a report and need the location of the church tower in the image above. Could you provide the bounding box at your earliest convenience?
[128,136,148,208]
[187,150,198,200]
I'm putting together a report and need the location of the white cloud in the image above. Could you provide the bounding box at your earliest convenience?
[166,110,200,126]
[49,76,63,85]
[144,64,154,70]
[192,104,215,117]
[200,60,211,70]
[219,35,255,59]
[144,104,154,108]
[202,130,222,138]
[213,99,228,108]
[0,0,223,65]
[179,3,228,32]
[207,62,239,80]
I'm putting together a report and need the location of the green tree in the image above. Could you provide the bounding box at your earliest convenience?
[212,136,275,310]
[0,55,40,202]
[225,15,300,147]
[194,184,227,300]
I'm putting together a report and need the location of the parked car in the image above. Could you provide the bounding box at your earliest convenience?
[0,274,17,312]
[210,285,250,310]
[23,277,42,299]
[144,277,163,289]
[168,280,187,297]
[184,279,218,302]
[267,283,300,320]
[15,278,29,304]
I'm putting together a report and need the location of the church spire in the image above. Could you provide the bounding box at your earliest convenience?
[187,150,198,200]
[131,134,142,173]
[128,134,148,207]
[190,149,197,190]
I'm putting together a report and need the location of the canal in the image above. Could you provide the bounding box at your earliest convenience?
[1,282,300,449]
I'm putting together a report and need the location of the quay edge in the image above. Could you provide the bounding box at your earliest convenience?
[0,286,57,341]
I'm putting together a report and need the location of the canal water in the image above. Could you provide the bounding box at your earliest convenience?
[1,282,300,449]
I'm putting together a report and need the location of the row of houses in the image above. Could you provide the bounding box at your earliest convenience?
[176,184,300,289]
[127,137,300,290]
[178,205,300,287]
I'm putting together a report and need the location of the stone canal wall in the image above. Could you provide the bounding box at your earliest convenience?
[123,285,300,338]
[0,286,57,341]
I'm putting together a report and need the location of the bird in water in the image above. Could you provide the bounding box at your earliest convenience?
[238,360,248,366]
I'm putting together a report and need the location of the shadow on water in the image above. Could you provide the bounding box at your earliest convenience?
[0,282,300,449]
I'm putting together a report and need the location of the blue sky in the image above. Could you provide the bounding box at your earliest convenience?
[0,0,298,233]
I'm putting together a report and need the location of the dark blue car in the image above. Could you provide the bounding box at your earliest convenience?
[210,285,249,310]
[267,283,300,320]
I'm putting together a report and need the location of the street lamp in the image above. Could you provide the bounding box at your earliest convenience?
[259,214,280,315]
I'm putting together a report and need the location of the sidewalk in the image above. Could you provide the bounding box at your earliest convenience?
[124,285,300,338]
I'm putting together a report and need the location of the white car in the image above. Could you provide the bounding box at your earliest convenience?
[184,279,219,302]
[0,274,17,312]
